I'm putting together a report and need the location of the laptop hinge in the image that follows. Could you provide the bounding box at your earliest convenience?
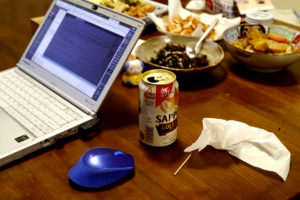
[16,65,96,117]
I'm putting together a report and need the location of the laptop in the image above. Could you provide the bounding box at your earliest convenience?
[0,0,145,166]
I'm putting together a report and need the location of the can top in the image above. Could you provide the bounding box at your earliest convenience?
[142,69,176,85]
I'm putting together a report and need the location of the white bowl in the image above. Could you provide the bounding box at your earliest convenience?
[223,24,300,72]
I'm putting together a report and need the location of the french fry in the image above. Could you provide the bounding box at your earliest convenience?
[166,15,214,37]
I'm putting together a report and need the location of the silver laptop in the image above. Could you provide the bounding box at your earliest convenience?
[0,0,145,166]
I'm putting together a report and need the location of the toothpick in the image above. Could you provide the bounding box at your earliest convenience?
[174,153,192,176]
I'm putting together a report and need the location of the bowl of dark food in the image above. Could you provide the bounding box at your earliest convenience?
[88,0,168,25]
[223,24,300,72]
[135,35,224,74]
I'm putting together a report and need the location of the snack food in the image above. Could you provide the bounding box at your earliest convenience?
[124,3,155,18]
[89,0,155,18]
[166,15,216,39]
[230,27,295,54]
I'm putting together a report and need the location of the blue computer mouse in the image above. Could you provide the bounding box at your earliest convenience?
[69,147,134,188]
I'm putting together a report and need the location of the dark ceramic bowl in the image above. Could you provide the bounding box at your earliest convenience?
[136,34,224,74]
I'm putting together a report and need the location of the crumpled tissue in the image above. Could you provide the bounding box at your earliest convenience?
[184,118,291,181]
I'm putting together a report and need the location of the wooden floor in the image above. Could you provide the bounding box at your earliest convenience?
[0,0,52,70]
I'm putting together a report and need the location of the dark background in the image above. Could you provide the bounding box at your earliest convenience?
[0,0,52,70]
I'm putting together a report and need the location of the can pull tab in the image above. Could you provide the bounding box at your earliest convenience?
[147,77,159,83]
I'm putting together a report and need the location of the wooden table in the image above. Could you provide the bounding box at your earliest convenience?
[1,1,300,200]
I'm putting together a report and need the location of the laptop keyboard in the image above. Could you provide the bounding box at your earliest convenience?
[0,71,83,137]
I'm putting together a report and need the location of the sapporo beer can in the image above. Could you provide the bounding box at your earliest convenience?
[139,69,179,147]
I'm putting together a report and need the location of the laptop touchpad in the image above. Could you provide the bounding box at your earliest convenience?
[0,108,34,155]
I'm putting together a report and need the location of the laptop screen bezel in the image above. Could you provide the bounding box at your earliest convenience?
[18,0,145,113]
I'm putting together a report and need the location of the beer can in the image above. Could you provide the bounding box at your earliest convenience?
[139,69,179,147]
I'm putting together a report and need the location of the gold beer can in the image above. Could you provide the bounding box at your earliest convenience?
[139,69,179,147]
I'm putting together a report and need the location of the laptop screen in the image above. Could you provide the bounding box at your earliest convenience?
[23,0,142,105]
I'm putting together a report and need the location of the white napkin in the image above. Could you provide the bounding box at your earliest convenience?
[148,0,241,40]
[184,118,291,181]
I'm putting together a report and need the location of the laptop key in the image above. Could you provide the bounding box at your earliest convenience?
[28,126,44,137]
[46,119,60,130]
[0,98,9,108]
[38,123,52,133]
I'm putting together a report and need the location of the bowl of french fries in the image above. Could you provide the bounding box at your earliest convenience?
[223,24,300,72]
[154,14,217,40]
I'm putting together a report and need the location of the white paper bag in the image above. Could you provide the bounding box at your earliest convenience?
[148,0,241,40]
